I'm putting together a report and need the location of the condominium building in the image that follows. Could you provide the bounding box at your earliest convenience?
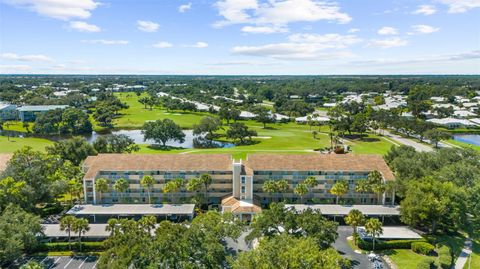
[82,153,395,219]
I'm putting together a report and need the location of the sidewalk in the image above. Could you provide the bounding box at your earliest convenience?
[455,239,472,269]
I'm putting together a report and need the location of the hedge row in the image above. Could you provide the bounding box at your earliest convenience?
[435,245,452,269]
[34,242,105,252]
[357,238,427,251]
[411,242,435,255]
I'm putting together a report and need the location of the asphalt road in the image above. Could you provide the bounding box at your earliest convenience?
[334,226,390,269]
[11,256,98,269]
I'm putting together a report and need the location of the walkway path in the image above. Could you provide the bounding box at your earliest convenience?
[382,130,433,152]
[455,239,472,269]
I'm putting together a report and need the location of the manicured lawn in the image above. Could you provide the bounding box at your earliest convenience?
[2,121,32,132]
[446,139,480,151]
[426,234,466,258]
[465,239,480,269]
[385,249,433,269]
[0,135,52,152]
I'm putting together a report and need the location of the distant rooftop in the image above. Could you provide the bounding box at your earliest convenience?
[17,105,68,112]
[285,204,400,216]
[67,204,195,216]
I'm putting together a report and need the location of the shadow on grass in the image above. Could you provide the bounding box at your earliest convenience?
[145,145,185,151]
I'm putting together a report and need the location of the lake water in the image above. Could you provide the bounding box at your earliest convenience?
[453,134,480,146]
[86,129,235,149]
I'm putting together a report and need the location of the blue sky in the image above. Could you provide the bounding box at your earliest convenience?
[0,0,479,75]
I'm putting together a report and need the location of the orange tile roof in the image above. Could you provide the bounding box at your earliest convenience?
[0,154,12,171]
[221,196,262,214]
[83,154,233,179]
[244,154,395,181]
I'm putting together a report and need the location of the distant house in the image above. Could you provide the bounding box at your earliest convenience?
[0,103,18,121]
[430,96,446,103]
[427,118,478,128]
[453,110,476,118]
[17,105,69,122]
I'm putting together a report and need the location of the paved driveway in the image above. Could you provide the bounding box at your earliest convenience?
[334,226,390,269]
[11,256,98,269]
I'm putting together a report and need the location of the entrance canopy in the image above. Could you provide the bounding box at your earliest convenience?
[67,204,195,217]
[285,204,400,216]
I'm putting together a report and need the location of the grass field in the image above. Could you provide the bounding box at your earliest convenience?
[385,249,433,269]
[465,239,480,269]
[446,139,480,151]
[0,136,52,152]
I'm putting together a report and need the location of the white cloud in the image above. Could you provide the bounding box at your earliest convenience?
[377,27,398,35]
[137,20,160,32]
[0,52,53,62]
[0,65,32,73]
[152,41,173,48]
[232,33,360,60]
[69,21,100,32]
[413,5,437,15]
[81,39,129,45]
[351,50,480,65]
[436,0,480,13]
[178,3,192,13]
[4,0,99,20]
[368,37,408,48]
[185,42,209,48]
[411,24,440,34]
[213,0,351,32]
[348,28,360,33]
[241,25,287,34]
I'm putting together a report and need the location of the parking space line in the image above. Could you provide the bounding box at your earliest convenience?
[92,260,98,269]
[79,257,89,268]
[49,257,61,269]
[64,257,74,268]
[40,256,49,264]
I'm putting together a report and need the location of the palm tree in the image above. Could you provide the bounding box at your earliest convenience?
[186,177,202,205]
[140,175,155,204]
[59,215,76,250]
[105,218,119,236]
[368,170,385,205]
[365,218,383,252]
[163,178,184,204]
[113,178,129,203]
[304,176,318,202]
[344,209,366,245]
[372,183,386,205]
[276,179,289,202]
[355,179,370,204]
[262,180,277,202]
[330,180,349,204]
[294,183,308,203]
[385,181,397,205]
[72,218,90,251]
[95,178,109,204]
[199,174,212,206]
[138,215,156,234]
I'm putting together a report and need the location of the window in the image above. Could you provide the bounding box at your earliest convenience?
[241,177,246,184]
[241,186,246,194]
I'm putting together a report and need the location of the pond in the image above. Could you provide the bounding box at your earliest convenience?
[0,129,235,149]
[85,129,235,149]
[453,134,480,146]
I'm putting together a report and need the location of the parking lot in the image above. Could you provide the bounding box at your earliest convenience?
[11,256,98,269]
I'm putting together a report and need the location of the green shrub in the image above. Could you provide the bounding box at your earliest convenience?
[415,258,434,269]
[435,245,452,269]
[34,242,104,252]
[357,238,427,251]
[411,242,435,255]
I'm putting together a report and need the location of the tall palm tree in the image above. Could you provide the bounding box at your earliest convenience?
[113,178,129,203]
[304,176,318,202]
[105,218,119,236]
[140,175,155,204]
[163,178,184,204]
[138,215,157,234]
[186,177,202,205]
[276,179,289,202]
[59,215,76,250]
[355,179,370,204]
[365,218,383,252]
[330,180,349,204]
[199,174,212,206]
[368,170,385,205]
[72,218,90,251]
[262,180,277,202]
[344,209,366,245]
[95,178,109,204]
[294,183,308,203]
